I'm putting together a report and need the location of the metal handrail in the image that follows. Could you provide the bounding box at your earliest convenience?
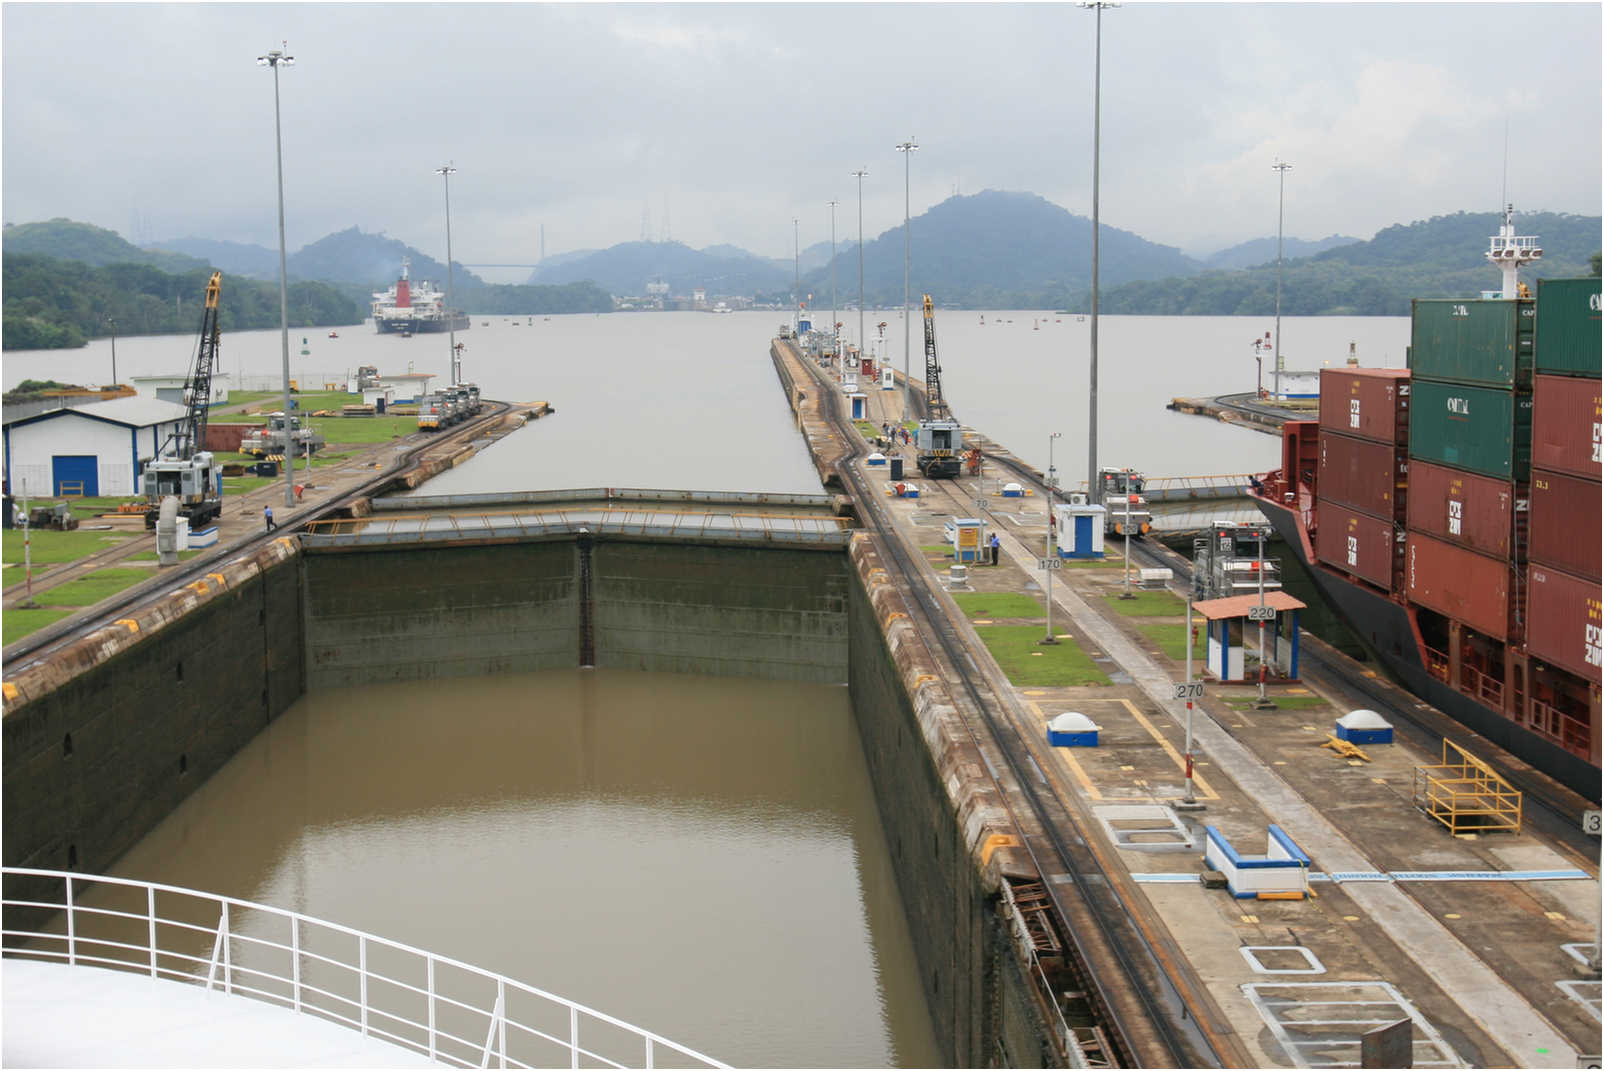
[2,868,727,1070]
[302,506,851,549]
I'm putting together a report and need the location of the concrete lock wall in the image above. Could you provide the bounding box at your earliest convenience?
[3,556,305,884]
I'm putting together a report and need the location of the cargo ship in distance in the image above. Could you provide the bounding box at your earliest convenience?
[1250,208,1601,801]
[372,257,470,335]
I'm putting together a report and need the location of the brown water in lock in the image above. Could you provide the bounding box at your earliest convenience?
[102,668,942,1068]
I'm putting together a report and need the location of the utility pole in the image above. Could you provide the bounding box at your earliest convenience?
[793,217,800,333]
[257,42,296,510]
[1080,2,1116,504]
[896,137,918,426]
[1272,159,1292,402]
[436,163,458,387]
[828,199,839,364]
[853,168,868,372]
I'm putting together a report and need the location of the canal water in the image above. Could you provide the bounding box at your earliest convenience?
[99,670,942,1068]
[6,311,1407,1062]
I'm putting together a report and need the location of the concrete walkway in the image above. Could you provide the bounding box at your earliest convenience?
[986,519,1582,1068]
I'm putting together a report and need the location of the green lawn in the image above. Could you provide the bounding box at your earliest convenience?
[2,529,135,565]
[35,567,152,607]
[951,591,1045,620]
[1138,623,1206,662]
[3,608,74,646]
[1102,589,1184,617]
[973,625,1110,687]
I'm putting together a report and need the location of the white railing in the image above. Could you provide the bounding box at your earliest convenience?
[2,868,727,1070]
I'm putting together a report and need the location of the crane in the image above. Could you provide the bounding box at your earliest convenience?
[141,272,223,530]
[914,294,963,478]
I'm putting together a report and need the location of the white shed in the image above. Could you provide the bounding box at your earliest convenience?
[130,372,231,408]
[3,397,189,497]
[374,373,435,403]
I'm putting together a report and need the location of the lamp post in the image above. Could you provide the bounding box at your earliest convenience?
[828,199,839,364]
[896,137,918,426]
[1272,159,1292,402]
[793,217,800,334]
[1080,2,1116,504]
[852,168,867,375]
[257,43,295,510]
[106,318,117,389]
[436,164,458,387]
[1042,432,1062,646]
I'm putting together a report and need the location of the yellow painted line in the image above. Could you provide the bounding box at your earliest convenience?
[1545,911,1567,921]
[1118,698,1218,800]
[1343,915,1360,922]
[1444,913,1461,920]
[1029,701,1101,800]
[1240,914,1259,924]
[1,682,17,702]
[114,619,139,634]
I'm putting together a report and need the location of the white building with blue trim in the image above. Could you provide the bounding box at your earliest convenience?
[3,397,189,497]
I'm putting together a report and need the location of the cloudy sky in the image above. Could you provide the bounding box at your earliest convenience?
[3,2,1599,280]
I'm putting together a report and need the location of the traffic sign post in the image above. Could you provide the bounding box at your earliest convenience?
[1247,604,1276,621]
[1174,592,1205,811]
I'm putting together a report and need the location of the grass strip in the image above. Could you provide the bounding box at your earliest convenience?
[1137,623,1206,661]
[3,529,134,565]
[36,568,153,608]
[950,591,1045,620]
[3,608,75,646]
[972,625,1110,687]
[1102,589,1184,617]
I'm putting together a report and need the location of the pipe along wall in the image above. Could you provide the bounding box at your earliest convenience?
[4,535,1050,1066]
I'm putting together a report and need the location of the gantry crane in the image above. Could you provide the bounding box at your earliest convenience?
[915,294,963,478]
[141,272,223,529]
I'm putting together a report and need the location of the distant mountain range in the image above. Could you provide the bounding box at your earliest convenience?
[5,194,1598,320]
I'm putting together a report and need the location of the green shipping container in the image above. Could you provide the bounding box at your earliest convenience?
[1408,379,1532,480]
[1410,298,1534,387]
[1535,277,1602,378]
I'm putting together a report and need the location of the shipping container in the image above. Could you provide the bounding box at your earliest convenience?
[1534,277,1603,379]
[1525,563,1602,682]
[1406,531,1511,641]
[1316,501,1399,591]
[1405,460,1514,561]
[1411,298,1534,387]
[1529,468,1602,582]
[1408,379,1532,481]
[1531,373,1601,481]
[1318,367,1410,446]
[1318,430,1404,519]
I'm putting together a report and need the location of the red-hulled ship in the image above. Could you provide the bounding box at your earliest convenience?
[1250,211,1601,801]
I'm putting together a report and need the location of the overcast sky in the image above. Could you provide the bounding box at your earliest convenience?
[3,2,1600,281]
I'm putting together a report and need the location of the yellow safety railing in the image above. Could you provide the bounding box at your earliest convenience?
[57,481,86,498]
[1412,740,1522,835]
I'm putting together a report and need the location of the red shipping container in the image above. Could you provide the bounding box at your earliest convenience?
[1406,532,1510,641]
[1319,430,1404,519]
[1316,501,1398,591]
[1526,563,1602,682]
[1529,468,1602,581]
[1319,367,1410,446]
[1405,460,1513,561]
[1531,373,1601,481]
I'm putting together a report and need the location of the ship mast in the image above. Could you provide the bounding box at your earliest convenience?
[1485,204,1542,299]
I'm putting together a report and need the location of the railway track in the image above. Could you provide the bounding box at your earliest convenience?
[798,354,1234,1068]
[2,401,513,671]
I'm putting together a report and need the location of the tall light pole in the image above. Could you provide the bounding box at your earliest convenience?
[827,199,839,363]
[436,164,458,387]
[1272,159,1292,403]
[258,43,295,510]
[852,169,868,373]
[793,217,800,333]
[896,138,918,425]
[1080,2,1115,504]
[106,318,117,388]
[1042,432,1062,646]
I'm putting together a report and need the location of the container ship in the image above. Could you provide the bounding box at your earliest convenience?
[1250,210,1601,801]
[371,257,470,335]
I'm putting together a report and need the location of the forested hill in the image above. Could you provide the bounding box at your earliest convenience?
[1,254,366,350]
[3,219,209,274]
[1094,211,1600,316]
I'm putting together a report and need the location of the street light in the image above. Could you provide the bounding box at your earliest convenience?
[1272,159,1293,402]
[793,217,800,333]
[1080,2,1116,505]
[1042,432,1062,646]
[896,137,918,426]
[852,168,868,377]
[828,199,839,365]
[436,164,458,387]
[257,42,295,510]
[106,318,117,389]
